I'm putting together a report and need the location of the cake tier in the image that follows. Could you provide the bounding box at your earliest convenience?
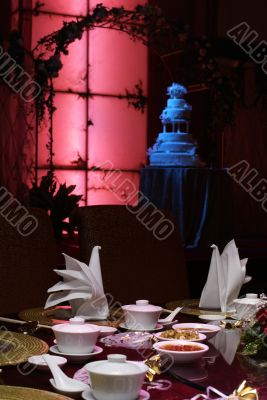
[154,142,196,153]
[167,98,186,108]
[161,108,191,121]
[149,152,200,167]
[158,132,193,142]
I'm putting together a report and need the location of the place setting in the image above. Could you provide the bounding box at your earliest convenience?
[0,241,264,400]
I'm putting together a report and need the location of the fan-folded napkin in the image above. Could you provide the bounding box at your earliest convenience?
[209,329,241,365]
[199,240,249,313]
[45,246,109,319]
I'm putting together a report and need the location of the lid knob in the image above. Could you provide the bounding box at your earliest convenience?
[107,354,127,363]
[246,293,258,299]
[69,317,85,324]
[136,300,149,306]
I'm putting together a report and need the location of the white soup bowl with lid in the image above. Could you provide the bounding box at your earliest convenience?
[233,294,260,319]
[85,354,148,400]
[122,300,162,330]
[52,317,100,354]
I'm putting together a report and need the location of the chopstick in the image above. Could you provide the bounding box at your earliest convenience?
[0,317,51,329]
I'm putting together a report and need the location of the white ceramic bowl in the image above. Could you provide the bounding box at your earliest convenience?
[172,323,221,339]
[233,297,259,319]
[153,340,209,364]
[198,314,226,323]
[52,317,100,354]
[155,331,206,342]
[85,354,148,400]
[122,300,162,330]
[28,355,67,371]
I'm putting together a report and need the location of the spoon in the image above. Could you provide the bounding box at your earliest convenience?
[43,354,89,397]
[158,306,183,324]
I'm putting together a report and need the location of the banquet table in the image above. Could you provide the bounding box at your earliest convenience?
[0,314,266,400]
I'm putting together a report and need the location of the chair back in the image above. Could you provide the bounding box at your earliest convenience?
[0,207,59,314]
[72,205,188,305]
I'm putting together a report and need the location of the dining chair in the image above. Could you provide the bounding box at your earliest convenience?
[0,207,59,314]
[71,205,189,306]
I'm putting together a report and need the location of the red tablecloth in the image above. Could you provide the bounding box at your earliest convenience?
[1,318,267,400]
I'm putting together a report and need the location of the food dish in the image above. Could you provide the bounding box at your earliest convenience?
[0,386,72,399]
[153,340,209,364]
[0,330,48,366]
[49,345,103,363]
[82,388,150,400]
[119,323,163,332]
[155,329,206,342]
[28,355,67,371]
[172,323,221,339]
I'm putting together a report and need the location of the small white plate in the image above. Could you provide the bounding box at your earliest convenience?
[198,314,226,323]
[49,345,103,363]
[28,355,67,371]
[82,388,150,400]
[119,323,163,332]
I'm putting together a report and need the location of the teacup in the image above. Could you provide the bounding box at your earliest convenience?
[52,317,100,354]
[85,354,148,400]
[233,296,259,319]
[122,300,162,330]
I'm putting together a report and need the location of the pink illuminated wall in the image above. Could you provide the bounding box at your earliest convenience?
[30,0,147,205]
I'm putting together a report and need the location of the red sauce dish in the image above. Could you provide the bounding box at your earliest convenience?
[153,340,209,364]
[161,343,203,352]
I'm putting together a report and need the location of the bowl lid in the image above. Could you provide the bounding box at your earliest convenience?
[85,354,146,375]
[52,317,100,333]
[122,300,162,312]
[234,298,259,305]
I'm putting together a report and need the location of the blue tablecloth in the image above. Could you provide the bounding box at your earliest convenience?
[140,167,234,248]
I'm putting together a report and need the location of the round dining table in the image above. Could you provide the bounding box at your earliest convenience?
[0,313,266,400]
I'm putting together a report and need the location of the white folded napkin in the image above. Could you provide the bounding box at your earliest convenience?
[199,239,249,313]
[45,246,109,320]
[209,328,241,365]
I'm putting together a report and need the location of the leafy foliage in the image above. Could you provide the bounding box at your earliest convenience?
[29,172,82,239]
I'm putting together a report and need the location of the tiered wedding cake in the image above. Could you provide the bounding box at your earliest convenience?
[148,83,201,166]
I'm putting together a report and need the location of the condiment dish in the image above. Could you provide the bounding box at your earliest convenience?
[153,340,209,364]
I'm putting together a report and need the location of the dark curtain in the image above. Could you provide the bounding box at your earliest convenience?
[0,0,33,201]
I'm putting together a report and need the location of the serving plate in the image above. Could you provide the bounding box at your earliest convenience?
[0,386,72,399]
[19,306,121,327]
[0,330,48,366]
[166,299,232,317]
